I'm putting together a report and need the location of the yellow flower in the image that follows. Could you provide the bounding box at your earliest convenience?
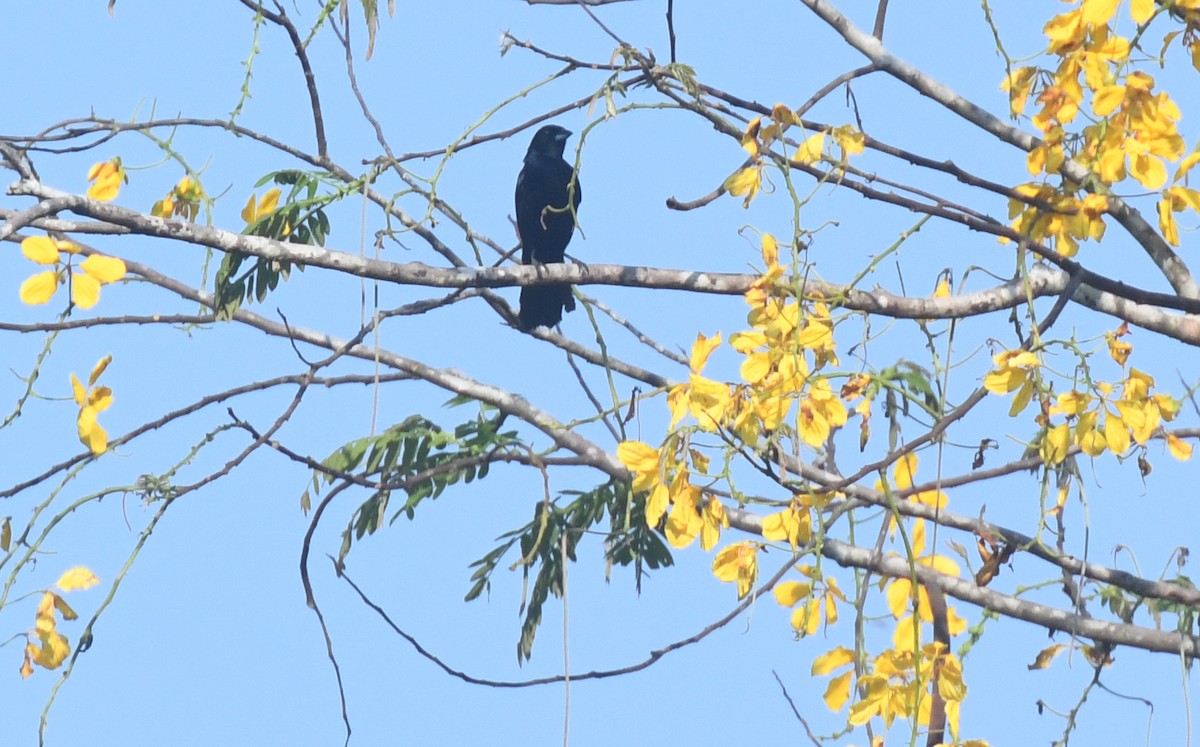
[832,124,865,159]
[1105,331,1132,366]
[1041,423,1071,464]
[152,175,203,221]
[17,236,126,309]
[793,132,826,165]
[1167,433,1193,461]
[723,165,762,207]
[711,541,759,598]
[664,473,703,548]
[242,187,283,225]
[1001,66,1038,116]
[86,159,125,202]
[762,499,813,550]
[617,441,660,493]
[984,348,1041,415]
[667,334,734,432]
[71,356,115,455]
[700,495,728,551]
[798,379,848,447]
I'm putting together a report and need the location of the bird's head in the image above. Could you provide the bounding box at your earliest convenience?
[526,124,573,159]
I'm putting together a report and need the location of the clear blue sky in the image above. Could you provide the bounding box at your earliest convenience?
[2,1,1197,745]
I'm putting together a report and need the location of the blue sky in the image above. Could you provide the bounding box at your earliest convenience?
[3,1,1198,745]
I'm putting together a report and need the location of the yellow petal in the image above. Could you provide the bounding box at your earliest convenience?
[1175,151,1200,184]
[794,132,826,165]
[665,495,701,548]
[892,452,918,489]
[740,352,771,384]
[89,386,114,413]
[85,421,109,455]
[892,614,922,653]
[1009,377,1035,416]
[80,255,127,284]
[645,483,669,526]
[946,605,968,636]
[1104,414,1130,454]
[833,125,865,156]
[70,373,86,406]
[89,354,113,385]
[1167,186,1200,213]
[1080,0,1119,25]
[20,645,35,679]
[1167,433,1193,461]
[241,193,258,223]
[1092,85,1125,116]
[19,270,60,305]
[1027,643,1067,670]
[55,566,100,591]
[984,367,1019,394]
[71,272,102,309]
[773,580,812,608]
[77,405,97,440]
[761,233,779,267]
[823,670,854,712]
[722,166,761,203]
[616,441,658,475]
[1130,0,1154,22]
[258,187,282,215]
[52,593,78,621]
[885,578,914,619]
[31,631,71,669]
[87,172,122,202]
[1130,153,1167,190]
[923,554,962,577]
[87,161,116,182]
[811,645,855,676]
[1041,423,1071,464]
[689,332,721,372]
[1158,198,1179,246]
[21,236,61,265]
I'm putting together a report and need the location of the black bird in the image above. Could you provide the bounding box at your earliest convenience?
[515,124,582,331]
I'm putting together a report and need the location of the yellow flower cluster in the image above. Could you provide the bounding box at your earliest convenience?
[18,236,126,309]
[983,339,1190,465]
[1002,0,1200,251]
[151,176,203,222]
[794,454,985,743]
[71,356,115,455]
[20,566,99,678]
[617,231,875,611]
[773,563,845,636]
[616,441,730,552]
[1046,368,1185,463]
[86,159,124,202]
[723,104,864,208]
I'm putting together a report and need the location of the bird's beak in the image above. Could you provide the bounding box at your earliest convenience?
[555,130,572,141]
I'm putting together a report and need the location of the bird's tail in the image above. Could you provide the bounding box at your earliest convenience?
[518,283,574,331]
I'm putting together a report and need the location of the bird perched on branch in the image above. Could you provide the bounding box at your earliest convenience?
[515,124,582,331]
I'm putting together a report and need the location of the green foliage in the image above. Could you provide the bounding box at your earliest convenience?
[877,361,941,419]
[1143,575,1199,638]
[308,407,522,569]
[466,479,674,663]
[214,170,338,320]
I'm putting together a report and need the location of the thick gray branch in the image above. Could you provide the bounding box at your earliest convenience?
[726,507,1200,656]
[9,182,1200,344]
